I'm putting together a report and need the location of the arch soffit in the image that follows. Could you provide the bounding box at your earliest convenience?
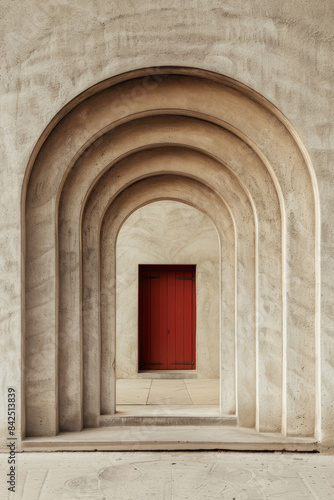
[23,67,318,207]
[23,69,319,229]
[79,147,256,239]
[100,174,235,247]
[59,113,283,221]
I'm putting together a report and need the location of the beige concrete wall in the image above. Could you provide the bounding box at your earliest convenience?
[116,200,220,379]
[0,0,332,449]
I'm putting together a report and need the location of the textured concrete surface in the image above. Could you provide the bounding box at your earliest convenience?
[1,451,334,499]
[0,0,333,452]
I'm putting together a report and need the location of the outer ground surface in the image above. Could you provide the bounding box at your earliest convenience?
[1,451,334,499]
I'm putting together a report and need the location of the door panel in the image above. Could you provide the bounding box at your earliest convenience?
[139,270,168,369]
[139,265,196,370]
[176,271,195,369]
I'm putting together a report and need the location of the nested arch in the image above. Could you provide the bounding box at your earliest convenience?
[99,176,236,415]
[22,67,319,440]
[81,152,256,430]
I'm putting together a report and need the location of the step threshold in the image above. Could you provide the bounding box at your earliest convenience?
[22,425,318,452]
[100,405,236,427]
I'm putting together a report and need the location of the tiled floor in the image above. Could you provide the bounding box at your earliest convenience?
[116,378,219,406]
[3,451,334,499]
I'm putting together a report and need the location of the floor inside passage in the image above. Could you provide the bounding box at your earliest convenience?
[114,378,223,421]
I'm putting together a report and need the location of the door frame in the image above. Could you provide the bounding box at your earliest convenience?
[138,264,197,371]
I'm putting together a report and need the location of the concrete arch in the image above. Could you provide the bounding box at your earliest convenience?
[58,122,279,431]
[22,67,319,441]
[81,161,254,430]
[100,176,235,416]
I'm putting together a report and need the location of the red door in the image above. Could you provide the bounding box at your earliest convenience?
[139,265,196,370]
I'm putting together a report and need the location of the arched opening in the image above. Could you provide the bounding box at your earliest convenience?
[95,173,237,421]
[22,67,320,444]
[115,200,221,421]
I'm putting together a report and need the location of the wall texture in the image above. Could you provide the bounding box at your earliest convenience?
[0,0,333,450]
[116,200,220,379]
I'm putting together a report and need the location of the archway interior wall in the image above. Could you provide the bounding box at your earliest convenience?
[116,199,220,380]
[23,69,318,442]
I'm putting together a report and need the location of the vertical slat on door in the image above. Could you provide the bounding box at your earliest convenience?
[167,271,176,370]
[173,270,195,370]
[150,270,160,365]
[175,271,185,369]
[183,271,194,368]
[139,270,151,368]
[158,271,168,368]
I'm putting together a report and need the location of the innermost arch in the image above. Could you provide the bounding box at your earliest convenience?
[115,200,221,419]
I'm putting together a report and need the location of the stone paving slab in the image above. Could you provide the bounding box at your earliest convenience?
[1,451,334,499]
